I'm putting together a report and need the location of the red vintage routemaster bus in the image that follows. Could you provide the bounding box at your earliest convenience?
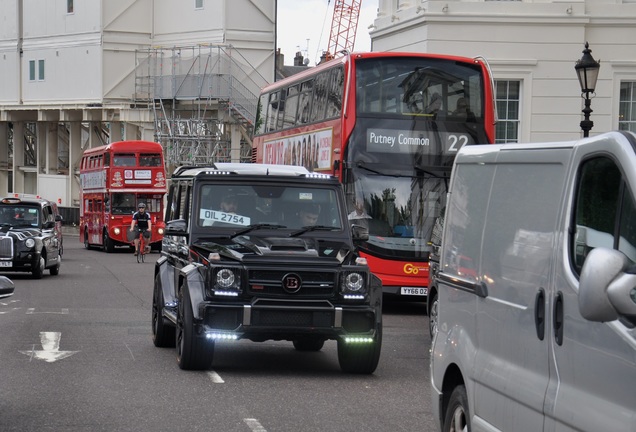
[79,140,167,252]
[252,51,496,303]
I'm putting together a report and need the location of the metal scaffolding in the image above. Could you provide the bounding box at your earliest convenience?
[134,44,268,168]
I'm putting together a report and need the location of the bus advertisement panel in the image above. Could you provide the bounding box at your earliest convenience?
[79,140,168,252]
[252,51,496,302]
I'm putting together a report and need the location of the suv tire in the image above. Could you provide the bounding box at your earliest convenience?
[152,275,175,348]
[337,323,382,374]
[176,282,214,370]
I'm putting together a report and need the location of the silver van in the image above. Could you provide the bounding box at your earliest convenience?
[430,131,636,432]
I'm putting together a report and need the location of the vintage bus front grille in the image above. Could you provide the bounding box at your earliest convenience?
[0,237,13,259]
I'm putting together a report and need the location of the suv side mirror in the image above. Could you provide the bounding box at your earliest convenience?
[579,247,636,327]
[43,221,56,229]
[351,224,369,242]
[55,214,63,222]
[165,219,188,236]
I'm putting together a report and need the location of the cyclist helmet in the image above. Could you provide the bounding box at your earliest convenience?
[138,203,146,209]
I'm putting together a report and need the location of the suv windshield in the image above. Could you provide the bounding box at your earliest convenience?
[197,184,343,230]
[0,205,41,228]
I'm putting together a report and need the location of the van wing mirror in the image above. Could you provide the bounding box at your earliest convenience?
[0,276,15,299]
[165,219,188,236]
[579,247,636,326]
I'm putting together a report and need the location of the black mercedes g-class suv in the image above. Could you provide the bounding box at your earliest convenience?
[0,195,62,278]
[152,163,382,373]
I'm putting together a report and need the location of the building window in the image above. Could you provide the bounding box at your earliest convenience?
[38,59,45,81]
[29,60,36,81]
[495,80,520,143]
[67,0,73,13]
[195,0,203,9]
[619,81,636,132]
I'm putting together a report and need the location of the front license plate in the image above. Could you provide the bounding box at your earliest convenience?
[0,261,12,267]
[401,287,427,296]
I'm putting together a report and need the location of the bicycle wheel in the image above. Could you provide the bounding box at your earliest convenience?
[137,235,143,263]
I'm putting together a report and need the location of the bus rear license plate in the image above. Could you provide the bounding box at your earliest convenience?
[0,261,12,267]
[401,287,427,296]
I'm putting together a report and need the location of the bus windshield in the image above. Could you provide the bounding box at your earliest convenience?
[356,57,484,121]
[346,166,446,259]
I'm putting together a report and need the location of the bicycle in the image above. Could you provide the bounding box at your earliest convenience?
[133,229,151,263]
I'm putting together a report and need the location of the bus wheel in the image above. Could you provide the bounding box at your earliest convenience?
[84,230,91,250]
[103,231,114,253]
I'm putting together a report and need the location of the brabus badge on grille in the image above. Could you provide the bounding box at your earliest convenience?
[282,273,302,293]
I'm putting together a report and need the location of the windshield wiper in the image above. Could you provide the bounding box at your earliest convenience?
[289,225,338,237]
[230,223,287,239]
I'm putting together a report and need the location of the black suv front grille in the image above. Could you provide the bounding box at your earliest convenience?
[248,268,337,297]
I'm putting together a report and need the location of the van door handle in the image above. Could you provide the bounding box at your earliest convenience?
[534,288,545,341]
[553,291,564,346]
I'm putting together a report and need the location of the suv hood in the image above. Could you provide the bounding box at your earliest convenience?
[193,235,352,263]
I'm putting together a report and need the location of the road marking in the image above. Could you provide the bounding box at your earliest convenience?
[207,370,225,383]
[26,308,69,315]
[19,332,79,363]
[243,418,267,432]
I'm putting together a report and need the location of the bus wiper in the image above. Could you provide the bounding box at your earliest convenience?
[289,225,338,237]
[356,161,400,177]
[230,223,287,239]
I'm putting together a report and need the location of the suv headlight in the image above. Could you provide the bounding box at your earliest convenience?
[210,266,242,296]
[25,238,35,249]
[340,268,368,298]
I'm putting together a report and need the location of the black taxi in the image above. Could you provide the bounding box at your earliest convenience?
[0,195,63,278]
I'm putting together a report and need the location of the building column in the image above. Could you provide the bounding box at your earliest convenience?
[37,122,46,174]
[124,123,138,140]
[12,122,25,194]
[110,121,123,142]
[68,122,82,207]
[0,123,9,195]
[230,124,241,162]
[47,123,59,173]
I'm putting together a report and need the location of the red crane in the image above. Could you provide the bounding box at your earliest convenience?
[325,0,362,60]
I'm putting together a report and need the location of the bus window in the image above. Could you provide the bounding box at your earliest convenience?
[111,193,136,215]
[283,85,300,129]
[311,71,330,123]
[298,80,314,124]
[113,154,136,167]
[140,154,162,167]
[326,67,344,119]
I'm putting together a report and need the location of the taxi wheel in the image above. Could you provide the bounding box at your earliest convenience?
[32,255,45,279]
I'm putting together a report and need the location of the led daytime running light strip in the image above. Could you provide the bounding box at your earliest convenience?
[206,333,239,340]
[344,337,374,343]
[215,290,239,297]
[343,294,365,300]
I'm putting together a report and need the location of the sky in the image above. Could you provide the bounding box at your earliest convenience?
[277,0,377,67]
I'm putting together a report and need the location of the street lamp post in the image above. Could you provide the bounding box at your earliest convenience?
[574,42,601,138]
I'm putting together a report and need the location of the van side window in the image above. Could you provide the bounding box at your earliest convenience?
[572,157,622,273]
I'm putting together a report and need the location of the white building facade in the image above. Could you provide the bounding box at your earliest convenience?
[0,0,275,211]
[369,0,636,143]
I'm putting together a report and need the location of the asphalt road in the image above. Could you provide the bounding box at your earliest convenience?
[0,237,436,432]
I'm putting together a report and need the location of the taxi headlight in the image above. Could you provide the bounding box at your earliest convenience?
[25,238,35,248]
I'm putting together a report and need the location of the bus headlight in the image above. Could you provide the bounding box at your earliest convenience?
[158,228,164,235]
[25,238,35,248]
[113,227,121,235]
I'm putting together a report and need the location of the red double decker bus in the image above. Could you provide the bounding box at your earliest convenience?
[252,51,496,305]
[79,140,167,252]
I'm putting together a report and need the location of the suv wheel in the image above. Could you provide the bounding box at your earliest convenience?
[32,255,45,279]
[152,275,175,347]
[176,283,214,370]
[337,323,382,374]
